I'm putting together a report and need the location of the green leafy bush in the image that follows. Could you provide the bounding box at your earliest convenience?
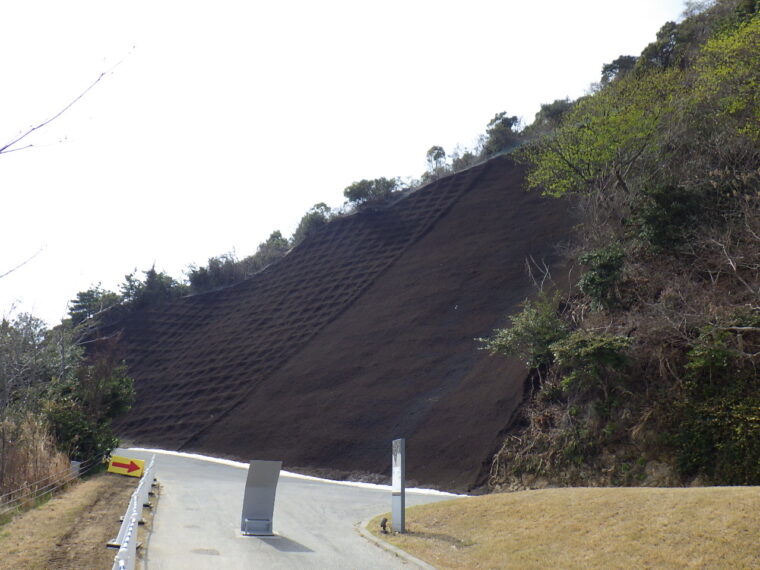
[484,112,521,155]
[343,177,401,208]
[672,396,760,484]
[669,318,760,484]
[550,331,631,401]
[522,68,682,197]
[563,426,598,465]
[694,13,760,141]
[577,245,625,310]
[292,203,332,245]
[481,291,568,369]
[44,353,134,461]
[635,185,705,251]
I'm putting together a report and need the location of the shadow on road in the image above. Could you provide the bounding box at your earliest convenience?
[253,535,314,553]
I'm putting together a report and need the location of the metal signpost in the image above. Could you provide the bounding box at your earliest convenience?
[392,438,405,533]
[241,460,282,536]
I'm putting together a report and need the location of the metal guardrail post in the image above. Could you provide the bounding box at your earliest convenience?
[136,456,156,507]
[110,454,157,570]
[112,509,139,570]
[109,494,138,549]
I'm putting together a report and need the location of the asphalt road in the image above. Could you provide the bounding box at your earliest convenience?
[122,448,458,569]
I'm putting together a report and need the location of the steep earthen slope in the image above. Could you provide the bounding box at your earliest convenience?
[113,156,571,491]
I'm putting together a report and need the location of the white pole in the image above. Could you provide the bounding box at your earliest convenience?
[391,438,405,533]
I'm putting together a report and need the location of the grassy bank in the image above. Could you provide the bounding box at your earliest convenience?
[371,486,760,569]
[0,473,140,569]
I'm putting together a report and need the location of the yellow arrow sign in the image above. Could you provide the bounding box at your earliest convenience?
[107,455,145,478]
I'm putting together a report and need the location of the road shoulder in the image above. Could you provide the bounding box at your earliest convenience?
[358,516,436,570]
[0,473,137,568]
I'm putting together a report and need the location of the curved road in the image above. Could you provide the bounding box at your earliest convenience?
[122,448,459,569]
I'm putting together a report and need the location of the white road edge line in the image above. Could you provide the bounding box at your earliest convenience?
[127,447,463,497]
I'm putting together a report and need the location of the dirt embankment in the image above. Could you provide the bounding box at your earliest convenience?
[110,156,572,491]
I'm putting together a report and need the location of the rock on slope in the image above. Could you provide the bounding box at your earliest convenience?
[111,156,571,491]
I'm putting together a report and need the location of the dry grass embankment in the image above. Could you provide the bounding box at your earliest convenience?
[0,472,143,569]
[371,486,760,569]
[0,414,71,506]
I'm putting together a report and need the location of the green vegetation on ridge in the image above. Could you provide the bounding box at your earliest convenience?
[485,0,760,487]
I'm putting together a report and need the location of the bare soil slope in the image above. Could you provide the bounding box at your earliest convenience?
[111,156,571,491]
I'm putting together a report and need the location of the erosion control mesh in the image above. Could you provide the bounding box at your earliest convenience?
[111,157,571,490]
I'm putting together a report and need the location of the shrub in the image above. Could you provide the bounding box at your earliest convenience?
[668,316,760,484]
[44,351,134,461]
[292,203,332,246]
[480,291,568,370]
[43,396,118,462]
[577,244,625,310]
[343,177,401,208]
[635,185,705,251]
[484,112,521,156]
[550,331,631,402]
[672,396,760,484]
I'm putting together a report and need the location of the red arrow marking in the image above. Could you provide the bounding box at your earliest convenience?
[112,460,140,473]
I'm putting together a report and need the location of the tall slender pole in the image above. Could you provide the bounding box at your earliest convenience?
[391,438,405,533]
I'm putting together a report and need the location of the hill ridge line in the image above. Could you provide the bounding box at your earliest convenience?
[175,159,498,451]
[112,157,501,451]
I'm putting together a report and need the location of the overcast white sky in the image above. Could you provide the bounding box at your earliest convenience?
[0,1,687,325]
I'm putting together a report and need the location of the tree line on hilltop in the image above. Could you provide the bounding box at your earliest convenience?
[64,101,529,321]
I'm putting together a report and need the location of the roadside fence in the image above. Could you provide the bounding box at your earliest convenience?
[0,453,105,519]
[110,454,157,570]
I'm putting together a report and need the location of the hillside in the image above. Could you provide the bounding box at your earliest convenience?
[107,156,571,491]
[484,3,760,489]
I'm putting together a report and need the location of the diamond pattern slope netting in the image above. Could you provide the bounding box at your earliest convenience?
[113,161,491,448]
[108,156,572,489]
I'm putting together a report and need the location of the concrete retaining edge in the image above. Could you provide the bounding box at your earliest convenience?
[358,517,436,570]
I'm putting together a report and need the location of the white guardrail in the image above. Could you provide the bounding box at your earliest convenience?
[110,455,157,570]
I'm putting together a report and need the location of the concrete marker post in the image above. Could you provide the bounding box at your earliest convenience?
[391,438,405,533]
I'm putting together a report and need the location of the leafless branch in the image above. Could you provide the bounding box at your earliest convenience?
[709,238,758,297]
[525,255,552,291]
[0,48,131,157]
[0,72,107,156]
[0,247,45,280]
[710,238,737,271]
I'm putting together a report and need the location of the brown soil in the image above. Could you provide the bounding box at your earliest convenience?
[108,156,573,491]
[0,473,143,569]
